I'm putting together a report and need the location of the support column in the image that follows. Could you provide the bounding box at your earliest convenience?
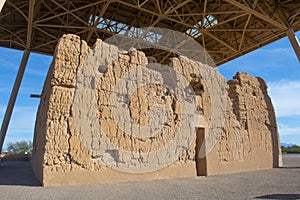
[274,4,300,63]
[286,28,300,62]
[0,49,31,153]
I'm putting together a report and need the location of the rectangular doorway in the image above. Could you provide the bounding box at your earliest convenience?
[195,128,207,176]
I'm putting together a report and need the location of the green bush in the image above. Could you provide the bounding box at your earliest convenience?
[7,140,33,154]
[281,145,300,154]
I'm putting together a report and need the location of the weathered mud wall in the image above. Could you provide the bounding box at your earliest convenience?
[206,73,281,175]
[32,34,281,186]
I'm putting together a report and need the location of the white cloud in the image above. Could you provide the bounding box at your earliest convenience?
[260,47,294,56]
[0,106,37,135]
[26,68,46,76]
[0,87,10,92]
[278,123,300,136]
[268,80,300,117]
[10,106,37,127]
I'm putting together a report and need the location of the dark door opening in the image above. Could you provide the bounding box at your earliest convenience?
[195,128,207,176]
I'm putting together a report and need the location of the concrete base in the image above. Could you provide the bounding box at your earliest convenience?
[41,162,196,186]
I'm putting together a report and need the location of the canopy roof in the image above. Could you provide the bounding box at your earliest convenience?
[1,0,300,66]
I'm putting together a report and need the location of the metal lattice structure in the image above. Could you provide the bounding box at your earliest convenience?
[1,0,300,65]
[0,0,300,151]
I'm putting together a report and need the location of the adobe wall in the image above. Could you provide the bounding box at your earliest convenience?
[32,34,281,186]
[206,73,282,175]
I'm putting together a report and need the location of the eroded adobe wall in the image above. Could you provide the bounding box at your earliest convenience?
[32,34,281,186]
[206,72,281,175]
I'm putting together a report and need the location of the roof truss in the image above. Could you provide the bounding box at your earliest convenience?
[0,0,299,65]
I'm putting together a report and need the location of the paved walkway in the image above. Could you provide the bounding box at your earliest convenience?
[0,154,299,200]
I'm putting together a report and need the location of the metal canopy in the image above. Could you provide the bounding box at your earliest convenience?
[0,0,300,65]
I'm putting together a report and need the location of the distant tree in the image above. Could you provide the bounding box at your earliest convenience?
[281,145,300,154]
[7,140,33,154]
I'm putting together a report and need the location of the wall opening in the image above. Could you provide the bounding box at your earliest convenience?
[195,127,207,176]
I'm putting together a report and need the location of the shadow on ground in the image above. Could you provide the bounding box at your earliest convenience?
[0,161,40,186]
[280,167,300,169]
[255,194,300,200]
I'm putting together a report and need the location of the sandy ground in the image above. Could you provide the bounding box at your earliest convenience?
[0,154,299,200]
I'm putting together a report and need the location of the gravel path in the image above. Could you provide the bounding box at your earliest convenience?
[0,154,299,200]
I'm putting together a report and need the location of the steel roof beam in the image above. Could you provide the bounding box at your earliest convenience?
[223,0,287,30]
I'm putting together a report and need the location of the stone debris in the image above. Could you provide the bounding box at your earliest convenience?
[32,34,281,186]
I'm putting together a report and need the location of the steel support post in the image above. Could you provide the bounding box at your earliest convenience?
[286,28,300,62]
[0,49,30,153]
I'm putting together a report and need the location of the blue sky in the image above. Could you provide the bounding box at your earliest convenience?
[0,32,300,150]
[219,31,300,146]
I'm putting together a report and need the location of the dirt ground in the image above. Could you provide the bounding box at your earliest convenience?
[0,154,299,200]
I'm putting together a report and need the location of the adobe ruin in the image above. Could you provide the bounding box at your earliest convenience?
[32,34,281,186]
